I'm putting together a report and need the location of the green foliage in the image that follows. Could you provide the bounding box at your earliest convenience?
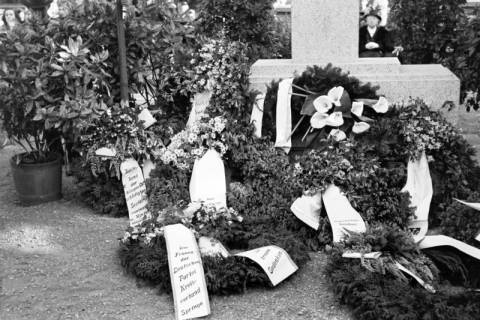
[326,252,480,320]
[439,193,480,246]
[71,159,127,217]
[146,163,191,214]
[389,0,466,64]
[118,208,311,295]
[196,0,287,59]
[442,15,480,110]
[326,225,480,320]
[0,24,110,162]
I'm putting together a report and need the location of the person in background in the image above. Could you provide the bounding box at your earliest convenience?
[2,9,19,31]
[359,9,402,58]
[360,0,389,26]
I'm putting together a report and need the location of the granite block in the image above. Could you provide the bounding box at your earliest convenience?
[292,0,359,62]
[249,59,460,124]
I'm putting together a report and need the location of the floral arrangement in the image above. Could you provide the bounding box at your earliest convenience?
[186,37,250,117]
[398,99,459,160]
[79,103,164,178]
[121,202,243,247]
[156,115,228,169]
[300,85,389,142]
[120,64,480,317]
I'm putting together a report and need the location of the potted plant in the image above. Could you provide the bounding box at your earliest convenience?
[0,22,111,205]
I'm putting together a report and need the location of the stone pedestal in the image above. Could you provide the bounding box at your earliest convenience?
[250,58,460,123]
[250,0,460,122]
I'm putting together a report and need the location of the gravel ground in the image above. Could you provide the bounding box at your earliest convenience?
[0,145,353,320]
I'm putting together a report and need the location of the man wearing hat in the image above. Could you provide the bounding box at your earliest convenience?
[359,8,395,57]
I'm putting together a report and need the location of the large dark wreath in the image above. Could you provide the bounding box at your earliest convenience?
[119,65,480,317]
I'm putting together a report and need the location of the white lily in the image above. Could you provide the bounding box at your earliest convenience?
[329,129,347,141]
[352,121,370,134]
[372,97,389,113]
[352,101,364,117]
[326,112,344,127]
[310,112,329,129]
[313,95,334,113]
[327,86,345,106]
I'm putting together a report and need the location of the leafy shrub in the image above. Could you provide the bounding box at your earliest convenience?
[0,22,110,163]
[442,15,480,109]
[196,0,285,60]
[389,0,466,64]
[71,159,127,217]
[440,193,480,246]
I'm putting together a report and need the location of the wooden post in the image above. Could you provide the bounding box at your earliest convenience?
[116,0,129,102]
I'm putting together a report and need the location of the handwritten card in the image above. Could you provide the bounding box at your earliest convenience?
[236,245,298,286]
[120,159,150,227]
[322,184,366,242]
[164,224,211,320]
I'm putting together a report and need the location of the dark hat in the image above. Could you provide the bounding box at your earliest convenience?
[363,8,382,21]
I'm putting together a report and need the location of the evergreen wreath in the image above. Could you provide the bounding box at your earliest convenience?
[119,65,480,316]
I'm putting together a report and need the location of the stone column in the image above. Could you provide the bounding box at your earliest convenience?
[292,0,359,62]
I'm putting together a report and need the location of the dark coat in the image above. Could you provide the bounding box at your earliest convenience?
[359,26,394,57]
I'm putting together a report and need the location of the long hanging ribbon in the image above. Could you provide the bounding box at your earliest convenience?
[275,78,294,153]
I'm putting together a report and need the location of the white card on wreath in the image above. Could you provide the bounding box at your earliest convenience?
[138,108,157,129]
[120,159,150,227]
[236,245,298,286]
[402,152,433,243]
[198,237,229,258]
[164,224,211,320]
[189,149,227,208]
[290,192,322,230]
[322,184,367,242]
[186,91,213,128]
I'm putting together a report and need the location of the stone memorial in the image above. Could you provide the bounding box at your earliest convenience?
[236,245,298,286]
[250,0,460,123]
[120,159,150,227]
[164,224,211,320]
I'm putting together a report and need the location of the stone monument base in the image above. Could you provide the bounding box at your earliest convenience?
[249,58,460,123]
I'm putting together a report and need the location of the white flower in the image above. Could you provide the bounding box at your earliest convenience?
[352,122,370,134]
[313,95,334,113]
[187,132,198,144]
[352,101,364,117]
[329,129,347,141]
[372,97,389,113]
[326,112,344,127]
[310,112,329,129]
[327,86,345,106]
